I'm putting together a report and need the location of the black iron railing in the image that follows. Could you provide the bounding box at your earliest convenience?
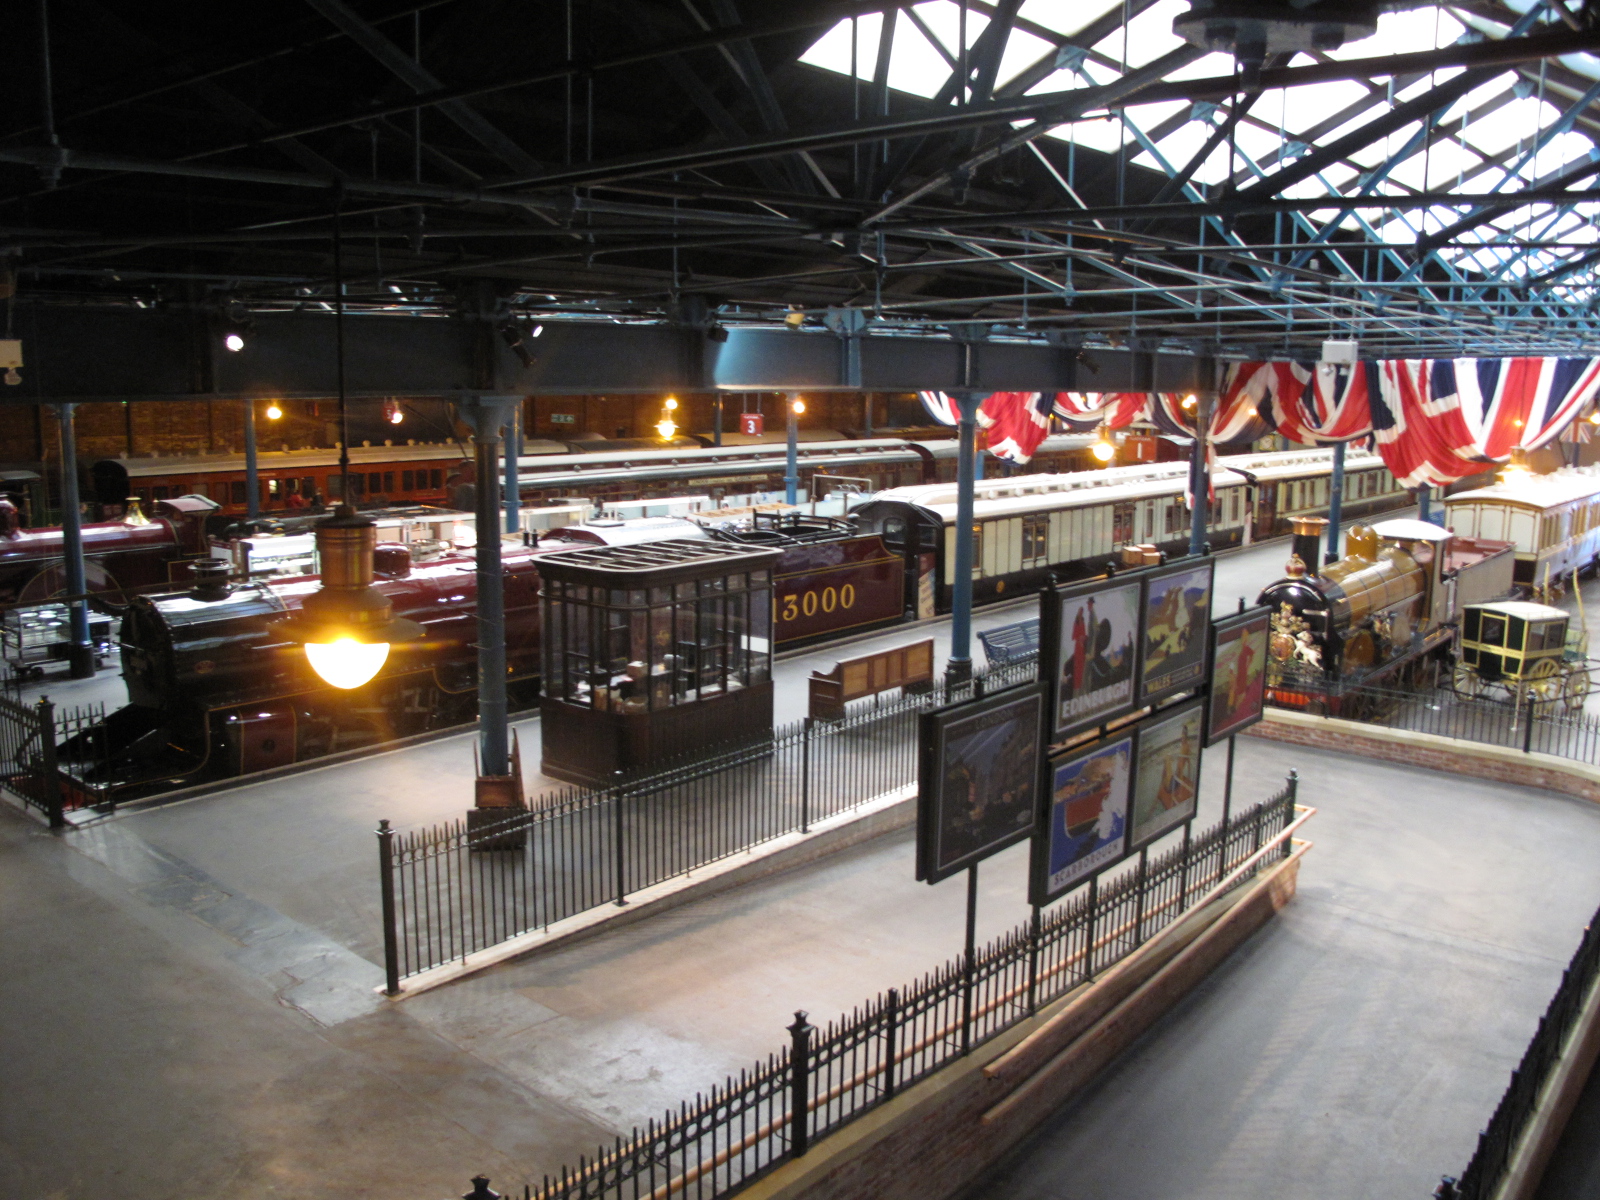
[380,658,1039,987]
[0,693,109,827]
[517,777,1302,1200]
[1268,683,1600,766]
[1439,899,1600,1200]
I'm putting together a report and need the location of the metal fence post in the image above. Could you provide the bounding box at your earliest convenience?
[37,696,62,831]
[1284,769,1299,858]
[881,988,899,1100]
[800,717,812,834]
[788,1011,814,1158]
[613,775,628,907]
[1026,904,1041,1015]
[1132,847,1149,944]
[377,819,401,995]
[1524,706,1537,755]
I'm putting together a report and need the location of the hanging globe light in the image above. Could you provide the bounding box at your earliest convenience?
[271,506,423,689]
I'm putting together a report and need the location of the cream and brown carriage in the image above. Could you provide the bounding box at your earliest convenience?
[1452,600,1590,713]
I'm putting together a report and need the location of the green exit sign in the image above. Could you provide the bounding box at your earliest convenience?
[550,413,576,424]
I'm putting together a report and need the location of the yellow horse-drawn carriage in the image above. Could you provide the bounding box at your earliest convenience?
[1452,600,1590,713]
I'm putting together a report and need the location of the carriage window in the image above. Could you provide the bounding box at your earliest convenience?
[1480,615,1505,646]
[267,479,280,497]
[1022,514,1048,565]
[383,472,394,494]
[403,471,415,492]
[230,481,246,505]
[430,469,443,490]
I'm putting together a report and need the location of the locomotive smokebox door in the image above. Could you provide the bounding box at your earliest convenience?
[536,540,782,786]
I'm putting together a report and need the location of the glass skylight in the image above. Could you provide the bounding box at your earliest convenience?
[795,1,1599,297]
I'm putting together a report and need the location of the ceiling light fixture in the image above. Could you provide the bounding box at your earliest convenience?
[271,507,423,690]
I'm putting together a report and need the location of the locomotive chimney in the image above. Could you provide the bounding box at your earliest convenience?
[1290,516,1329,577]
[189,558,233,602]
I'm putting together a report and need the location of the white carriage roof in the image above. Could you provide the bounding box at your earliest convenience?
[1445,467,1600,508]
[515,439,919,478]
[1472,600,1570,620]
[871,447,1384,521]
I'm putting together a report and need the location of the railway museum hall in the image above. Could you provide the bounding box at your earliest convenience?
[9,4,1600,1200]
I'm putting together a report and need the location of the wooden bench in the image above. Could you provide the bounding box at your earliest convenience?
[809,638,935,721]
[977,619,1040,667]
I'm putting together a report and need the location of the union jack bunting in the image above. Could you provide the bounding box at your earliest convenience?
[917,390,963,425]
[975,391,1056,463]
[1439,357,1600,456]
[1369,360,1485,488]
[1051,392,1148,430]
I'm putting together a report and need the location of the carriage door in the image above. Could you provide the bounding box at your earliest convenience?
[879,515,919,619]
[1254,484,1278,541]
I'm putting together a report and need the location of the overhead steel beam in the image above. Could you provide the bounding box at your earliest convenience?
[302,0,544,177]
[199,0,903,161]
[1,305,1204,400]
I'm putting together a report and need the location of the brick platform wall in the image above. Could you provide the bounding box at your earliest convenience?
[1246,712,1600,805]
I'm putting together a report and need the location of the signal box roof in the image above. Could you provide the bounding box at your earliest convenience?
[535,539,782,589]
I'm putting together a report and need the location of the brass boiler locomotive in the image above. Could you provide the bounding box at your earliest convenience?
[1257,516,1513,686]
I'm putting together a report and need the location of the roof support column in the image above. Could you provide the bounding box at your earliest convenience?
[52,403,94,679]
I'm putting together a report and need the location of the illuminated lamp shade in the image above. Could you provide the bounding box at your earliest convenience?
[1091,438,1116,463]
[664,396,678,411]
[655,416,677,440]
[1500,445,1531,483]
[791,398,806,415]
[264,402,283,420]
[271,507,423,690]
[224,333,245,352]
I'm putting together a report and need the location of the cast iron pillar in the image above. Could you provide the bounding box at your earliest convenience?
[1417,484,1432,524]
[1326,441,1346,563]
[785,392,800,505]
[947,390,981,686]
[503,401,520,534]
[458,395,519,783]
[1187,389,1212,558]
[53,404,94,678]
[243,399,260,520]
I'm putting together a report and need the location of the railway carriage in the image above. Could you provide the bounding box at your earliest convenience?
[852,448,1416,611]
[1443,468,1600,590]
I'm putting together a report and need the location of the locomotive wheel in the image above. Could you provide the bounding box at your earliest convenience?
[1565,668,1591,713]
[1527,658,1563,713]
[1452,662,1484,699]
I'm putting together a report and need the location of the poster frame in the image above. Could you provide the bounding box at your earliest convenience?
[915,680,1044,884]
[1043,570,1148,743]
[1029,728,1138,907]
[1205,605,1271,746]
[1136,557,1216,708]
[1128,697,1205,852]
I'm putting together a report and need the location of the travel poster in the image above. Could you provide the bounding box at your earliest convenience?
[916,683,1042,884]
[1139,560,1214,703]
[1130,702,1203,849]
[1053,577,1141,739]
[1033,733,1134,905]
[1207,608,1269,745]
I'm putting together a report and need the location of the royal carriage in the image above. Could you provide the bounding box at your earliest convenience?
[1451,600,1590,713]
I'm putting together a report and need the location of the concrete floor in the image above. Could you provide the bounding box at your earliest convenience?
[8,512,1600,1198]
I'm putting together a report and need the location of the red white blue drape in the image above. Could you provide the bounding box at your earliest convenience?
[922,358,1600,483]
